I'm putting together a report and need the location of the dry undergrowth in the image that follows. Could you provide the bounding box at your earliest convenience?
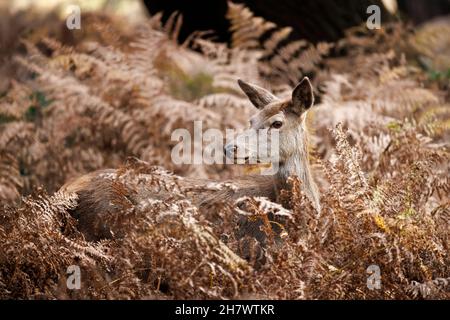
[0,3,449,299]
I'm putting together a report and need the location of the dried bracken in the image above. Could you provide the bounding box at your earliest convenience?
[0,3,448,299]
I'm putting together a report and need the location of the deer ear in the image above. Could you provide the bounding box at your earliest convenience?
[238,79,277,109]
[290,77,314,115]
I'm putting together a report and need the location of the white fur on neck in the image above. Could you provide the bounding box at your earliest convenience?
[277,116,321,212]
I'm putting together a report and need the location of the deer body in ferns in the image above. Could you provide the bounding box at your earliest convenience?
[61,77,320,240]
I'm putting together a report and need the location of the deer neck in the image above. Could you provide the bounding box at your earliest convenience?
[277,124,310,184]
[275,122,320,211]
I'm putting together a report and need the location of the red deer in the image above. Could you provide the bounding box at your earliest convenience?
[61,77,320,240]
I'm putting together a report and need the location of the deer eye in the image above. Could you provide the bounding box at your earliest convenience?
[271,121,283,129]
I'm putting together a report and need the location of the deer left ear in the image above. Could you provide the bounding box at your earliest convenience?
[237,79,278,109]
[290,77,314,116]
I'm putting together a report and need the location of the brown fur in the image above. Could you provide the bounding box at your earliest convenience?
[60,78,321,240]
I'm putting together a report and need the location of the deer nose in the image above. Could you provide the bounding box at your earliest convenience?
[224,143,237,158]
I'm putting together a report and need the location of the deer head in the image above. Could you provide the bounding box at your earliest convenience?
[225,77,314,171]
[224,77,320,211]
